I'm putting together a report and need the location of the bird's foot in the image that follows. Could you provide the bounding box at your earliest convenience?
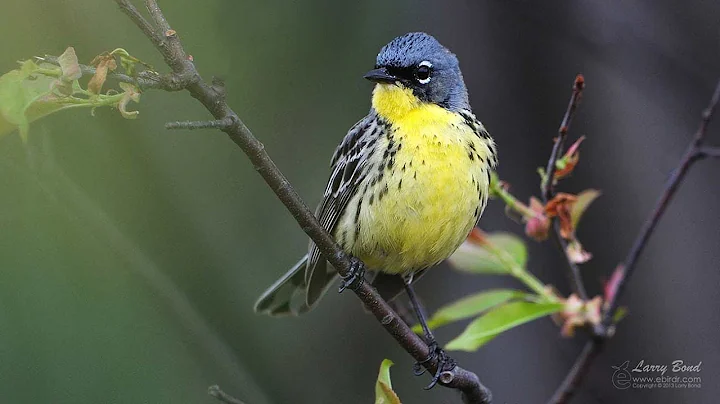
[412,341,457,389]
[338,256,365,293]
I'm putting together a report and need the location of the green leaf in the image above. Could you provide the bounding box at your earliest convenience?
[446,301,564,352]
[570,189,601,228]
[110,48,152,76]
[1,60,51,139]
[0,48,143,140]
[0,56,89,140]
[449,232,527,274]
[58,47,82,81]
[413,289,527,332]
[375,359,401,404]
[613,307,628,323]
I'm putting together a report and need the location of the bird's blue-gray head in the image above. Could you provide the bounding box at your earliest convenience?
[364,32,469,112]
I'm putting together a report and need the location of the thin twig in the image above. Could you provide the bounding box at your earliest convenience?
[38,55,164,90]
[165,118,234,130]
[541,75,588,300]
[541,75,586,201]
[547,341,602,404]
[208,385,246,404]
[547,78,720,404]
[112,1,491,402]
[695,145,720,159]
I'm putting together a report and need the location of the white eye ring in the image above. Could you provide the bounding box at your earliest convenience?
[416,60,433,84]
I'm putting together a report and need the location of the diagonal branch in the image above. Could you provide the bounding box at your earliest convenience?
[112,1,491,403]
[548,77,720,404]
[541,75,588,300]
[603,77,720,325]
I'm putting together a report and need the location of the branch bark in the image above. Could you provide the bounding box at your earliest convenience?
[112,0,492,402]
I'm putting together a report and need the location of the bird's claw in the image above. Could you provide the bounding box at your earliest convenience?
[412,342,457,389]
[338,257,366,293]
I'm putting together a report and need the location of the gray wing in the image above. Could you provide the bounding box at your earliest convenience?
[304,112,383,305]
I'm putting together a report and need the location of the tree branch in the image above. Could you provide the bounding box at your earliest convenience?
[548,77,720,404]
[541,75,589,300]
[112,1,491,402]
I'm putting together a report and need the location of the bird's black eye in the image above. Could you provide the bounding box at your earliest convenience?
[415,61,432,84]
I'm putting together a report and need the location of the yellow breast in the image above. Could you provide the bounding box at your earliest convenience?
[336,84,493,274]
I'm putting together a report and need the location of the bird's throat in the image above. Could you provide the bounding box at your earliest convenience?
[371,83,423,122]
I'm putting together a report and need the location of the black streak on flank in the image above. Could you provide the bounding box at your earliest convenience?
[339,229,348,248]
[468,152,475,161]
[354,196,363,240]
[354,196,363,223]
[462,112,474,128]
[378,184,389,201]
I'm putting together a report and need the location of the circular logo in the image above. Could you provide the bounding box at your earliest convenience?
[612,361,632,389]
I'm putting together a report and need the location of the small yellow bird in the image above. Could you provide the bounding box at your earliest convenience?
[255,32,497,387]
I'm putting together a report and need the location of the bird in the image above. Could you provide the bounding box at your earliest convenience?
[254,32,497,387]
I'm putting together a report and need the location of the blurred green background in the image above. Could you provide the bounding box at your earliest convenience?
[1,1,719,403]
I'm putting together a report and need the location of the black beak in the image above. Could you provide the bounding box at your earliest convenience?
[364,67,397,84]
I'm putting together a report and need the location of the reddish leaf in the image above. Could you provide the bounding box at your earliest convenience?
[545,193,578,239]
[525,197,550,241]
[554,136,585,179]
[566,239,592,264]
[88,54,117,94]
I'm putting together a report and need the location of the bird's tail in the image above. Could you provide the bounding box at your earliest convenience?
[253,254,338,316]
[254,255,426,316]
